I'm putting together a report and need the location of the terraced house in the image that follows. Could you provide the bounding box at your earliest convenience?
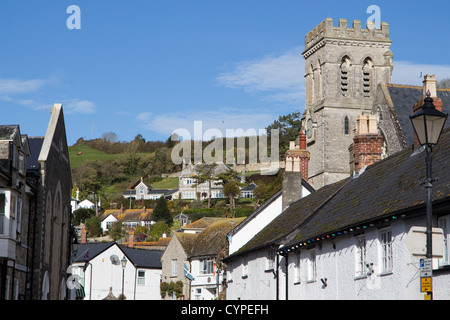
[0,105,73,300]
[224,17,450,300]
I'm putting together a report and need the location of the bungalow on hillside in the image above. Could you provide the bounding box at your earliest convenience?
[101,207,154,232]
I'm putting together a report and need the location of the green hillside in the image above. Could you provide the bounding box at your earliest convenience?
[68,145,150,169]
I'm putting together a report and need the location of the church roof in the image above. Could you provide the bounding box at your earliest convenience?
[385,84,450,146]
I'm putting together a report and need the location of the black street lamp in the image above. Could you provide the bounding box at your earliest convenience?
[410,91,447,299]
[121,256,127,300]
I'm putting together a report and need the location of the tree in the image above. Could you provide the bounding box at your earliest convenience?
[266,111,302,159]
[194,163,218,209]
[150,221,170,240]
[153,196,172,226]
[102,131,118,144]
[108,221,124,240]
[223,180,241,214]
[217,170,245,214]
[73,208,95,226]
[85,216,102,237]
[437,78,450,89]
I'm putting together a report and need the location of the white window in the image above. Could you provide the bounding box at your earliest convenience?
[137,270,145,285]
[194,288,201,300]
[380,229,393,273]
[438,215,450,267]
[355,236,367,276]
[171,259,178,277]
[200,259,214,275]
[307,250,316,282]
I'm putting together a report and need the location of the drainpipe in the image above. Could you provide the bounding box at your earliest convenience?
[285,254,288,301]
[275,253,279,300]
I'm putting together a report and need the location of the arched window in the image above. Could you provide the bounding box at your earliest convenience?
[344,116,350,135]
[340,57,351,97]
[363,58,373,97]
[307,64,315,105]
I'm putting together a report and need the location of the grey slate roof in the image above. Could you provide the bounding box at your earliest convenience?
[121,246,163,269]
[72,242,162,269]
[386,85,450,146]
[0,125,19,140]
[228,127,450,259]
[27,137,44,171]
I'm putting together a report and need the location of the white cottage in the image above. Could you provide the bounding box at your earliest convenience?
[225,128,450,300]
[70,242,163,300]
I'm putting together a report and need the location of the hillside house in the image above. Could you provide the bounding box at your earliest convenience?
[100,207,154,232]
[123,177,179,200]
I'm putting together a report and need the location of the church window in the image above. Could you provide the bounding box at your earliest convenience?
[344,116,350,135]
[363,58,373,97]
[340,57,351,97]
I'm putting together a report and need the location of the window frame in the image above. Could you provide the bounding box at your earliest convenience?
[355,235,367,278]
[379,228,393,274]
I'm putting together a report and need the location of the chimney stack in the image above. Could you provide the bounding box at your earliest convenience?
[349,114,383,174]
[128,228,134,248]
[80,226,87,244]
[282,130,310,210]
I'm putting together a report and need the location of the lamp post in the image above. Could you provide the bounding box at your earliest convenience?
[72,235,79,256]
[410,91,448,299]
[121,256,127,300]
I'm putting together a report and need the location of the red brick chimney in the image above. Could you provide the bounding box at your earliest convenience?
[128,228,134,248]
[80,226,87,244]
[285,130,310,181]
[349,114,383,175]
[412,75,443,148]
[283,130,310,210]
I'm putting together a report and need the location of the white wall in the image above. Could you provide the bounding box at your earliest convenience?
[286,217,449,300]
[226,248,277,300]
[226,215,450,300]
[190,258,223,300]
[72,244,161,300]
[228,194,282,255]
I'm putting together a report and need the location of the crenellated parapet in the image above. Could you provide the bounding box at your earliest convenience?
[303,18,391,57]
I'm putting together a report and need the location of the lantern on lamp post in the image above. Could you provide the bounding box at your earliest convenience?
[410,91,447,300]
[121,256,127,300]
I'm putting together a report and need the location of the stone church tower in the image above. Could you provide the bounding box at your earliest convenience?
[301,18,393,189]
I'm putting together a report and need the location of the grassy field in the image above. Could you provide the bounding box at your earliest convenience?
[68,145,151,169]
[68,145,179,190]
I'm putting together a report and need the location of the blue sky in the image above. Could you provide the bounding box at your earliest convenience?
[1,0,450,146]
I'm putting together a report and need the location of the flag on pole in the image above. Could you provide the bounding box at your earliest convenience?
[82,250,90,272]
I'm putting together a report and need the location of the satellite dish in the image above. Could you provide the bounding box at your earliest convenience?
[110,254,120,265]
